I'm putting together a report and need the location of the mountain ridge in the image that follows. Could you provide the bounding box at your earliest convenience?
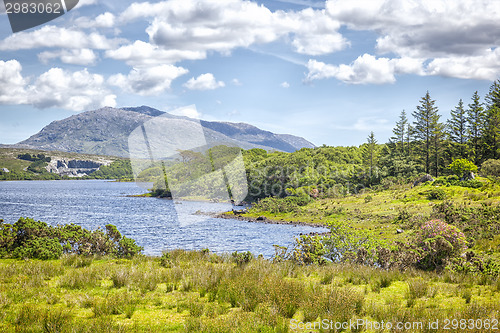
[17,106,315,157]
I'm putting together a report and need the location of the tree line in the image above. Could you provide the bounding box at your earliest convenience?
[364,80,500,182]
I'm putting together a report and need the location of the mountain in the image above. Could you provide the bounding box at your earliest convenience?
[17,106,315,157]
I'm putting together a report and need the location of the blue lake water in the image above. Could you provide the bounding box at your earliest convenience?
[0,180,327,257]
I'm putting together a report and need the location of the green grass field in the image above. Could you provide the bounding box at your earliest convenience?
[1,251,499,332]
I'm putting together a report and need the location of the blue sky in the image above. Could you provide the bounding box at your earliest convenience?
[0,0,499,146]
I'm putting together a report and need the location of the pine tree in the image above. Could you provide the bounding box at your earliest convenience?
[406,123,413,157]
[362,131,379,184]
[447,99,467,158]
[466,91,485,164]
[483,81,500,160]
[412,91,443,175]
[391,110,408,155]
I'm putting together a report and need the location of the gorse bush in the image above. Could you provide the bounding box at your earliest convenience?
[0,218,142,260]
[427,188,446,200]
[481,159,500,178]
[252,195,312,214]
[416,219,467,270]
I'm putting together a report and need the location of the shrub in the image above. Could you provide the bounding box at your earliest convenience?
[416,219,467,270]
[427,188,446,200]
[252,195,312,214]
[481,159,500,178]
[13,237,62,260]
[447,159,478,177]
[231,251,254,266]
[0,218,142,260]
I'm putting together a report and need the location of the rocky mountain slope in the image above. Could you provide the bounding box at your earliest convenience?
[17,106,315,157]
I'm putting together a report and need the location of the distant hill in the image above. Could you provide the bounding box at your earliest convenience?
[16,106,315,157]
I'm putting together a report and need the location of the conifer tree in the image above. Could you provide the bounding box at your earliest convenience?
[466,91,485,164]
[362,131,379,184]
[447,99,467,158]
[412,91,443,175]
[483,81,500,160]
[391,110,408,155]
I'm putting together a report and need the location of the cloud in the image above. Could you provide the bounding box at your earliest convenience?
[168,105,202,119]
[0,25,120,51]
[108,65,188,95]
[28,68,116,111]
[306,55,424,84]
[426,48,500,81]
[231,79,242,86]
[281,81,290,88]
[119,0,346,57]
[0,61,115,111]
[0,60,28,104]
[75,0,98,9]
[75,12,116,29]
[324,0,500,80]
[183,73,225,91]
[38,49,97,66]
[105,40,205,66]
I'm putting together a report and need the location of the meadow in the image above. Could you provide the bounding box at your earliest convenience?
[1,250,499,333]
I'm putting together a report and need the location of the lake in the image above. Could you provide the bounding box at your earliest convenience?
[0,180,327,257]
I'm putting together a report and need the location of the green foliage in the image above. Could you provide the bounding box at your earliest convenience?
[427,188,446,200]
[293,221,387,265]
[447,158,478,177]
[12,236,63,260]
[231,251,254,266]
[252,195,312,214]
[433,176,483,189]
[416,219,467,270]
[86,159,133,180]
[0,217,142,260]
[481,159,500,178]
[17,153,51,162]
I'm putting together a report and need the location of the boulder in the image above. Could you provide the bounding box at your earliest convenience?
[413,174,434,187]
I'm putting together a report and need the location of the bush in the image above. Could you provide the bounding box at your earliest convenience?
[13,237,62,260]
[447,159,478,177]
[253,195,312,214]
[416,219,467,270]
[0,217,142,260]
[481,159,500,178]
[427,188,446,200]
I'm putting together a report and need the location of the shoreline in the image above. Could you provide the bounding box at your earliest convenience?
[213,212,330,235]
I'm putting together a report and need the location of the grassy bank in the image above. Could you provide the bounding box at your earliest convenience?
[1,251,499,332]
[241,177,500,248]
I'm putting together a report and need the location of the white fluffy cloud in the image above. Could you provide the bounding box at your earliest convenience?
[0,61,115,111]
[118,0,346,58]
[75,12,116,29]
[169,105,202,119]
[325,0,500,80]
[38,49,97,66]
[28,68,116,111]
[305,55,424,84]
[0,60,28,104]
[105,40,205,66]
[183,73,225,91]
[108,65,189,95]
[281,81,290,88]
[0,25,119,51]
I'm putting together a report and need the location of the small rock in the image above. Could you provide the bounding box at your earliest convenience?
[256,216,266,221]
[396,229,404,234]
[413,174,434,187]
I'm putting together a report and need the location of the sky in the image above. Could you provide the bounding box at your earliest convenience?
[0,0,499,147]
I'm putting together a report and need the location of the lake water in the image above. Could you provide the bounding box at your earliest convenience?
[0,180,327,257]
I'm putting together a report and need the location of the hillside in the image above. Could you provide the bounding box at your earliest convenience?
[16,106,315,157]
[0,147,125,180]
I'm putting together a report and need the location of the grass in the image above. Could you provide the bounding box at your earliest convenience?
[0,251,499,332]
